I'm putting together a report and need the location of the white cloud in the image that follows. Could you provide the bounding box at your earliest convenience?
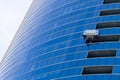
[0,0,33,62]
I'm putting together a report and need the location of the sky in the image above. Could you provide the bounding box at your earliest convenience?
[0,0,33,62]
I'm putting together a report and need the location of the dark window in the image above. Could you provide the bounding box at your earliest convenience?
[87,50,116,58]
[92,35,119,43]
[82,66,113,75]
[104,0,120,4]
[85,35,119,46]
[100,9,120,16]
[96,22,120,29]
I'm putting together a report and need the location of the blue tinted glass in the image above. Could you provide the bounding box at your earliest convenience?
[1,0,120,80]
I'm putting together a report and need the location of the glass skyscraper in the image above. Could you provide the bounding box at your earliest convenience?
[1,0,120,80]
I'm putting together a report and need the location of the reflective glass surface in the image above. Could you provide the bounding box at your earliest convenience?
[0,0,120,80]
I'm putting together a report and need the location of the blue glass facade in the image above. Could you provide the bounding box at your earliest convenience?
[0,0,120,80]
